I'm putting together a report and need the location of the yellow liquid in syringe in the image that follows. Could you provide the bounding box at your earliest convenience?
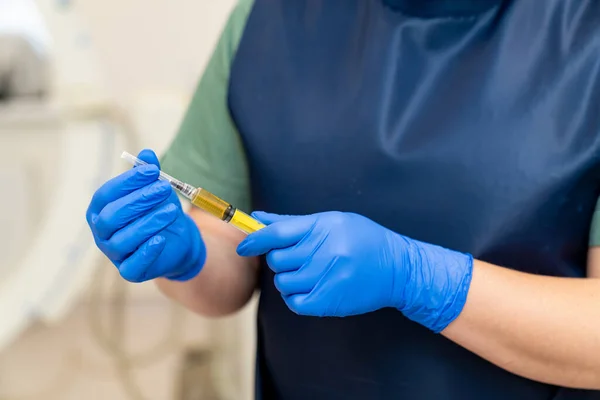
[118,151,264,234]
[190,188,266,234]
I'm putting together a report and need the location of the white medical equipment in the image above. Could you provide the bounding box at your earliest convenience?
[0,0,127,350]
[0,1,256,398]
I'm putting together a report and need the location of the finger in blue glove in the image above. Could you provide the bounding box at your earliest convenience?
[237,211,473,333]
[87,149,206,283]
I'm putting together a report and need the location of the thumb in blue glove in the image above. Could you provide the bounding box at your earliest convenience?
[236,211,473,333]
[86,149,206,282]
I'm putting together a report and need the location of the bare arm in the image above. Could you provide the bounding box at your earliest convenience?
[156,208,259,317]
[442,254,600,389]
[587,247,600,278]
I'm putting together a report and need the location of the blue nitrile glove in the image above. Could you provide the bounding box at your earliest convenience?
[86,149,206,283]
[236,211,473,333]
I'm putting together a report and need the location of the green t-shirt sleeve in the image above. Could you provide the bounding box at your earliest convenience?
[160,0,254,212]
[589,197,600,246]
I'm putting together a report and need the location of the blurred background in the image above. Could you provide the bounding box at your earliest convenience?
[0,0,258,399]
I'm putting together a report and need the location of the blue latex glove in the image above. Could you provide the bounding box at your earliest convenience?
[237,211,473,333]
[86,149,206,283]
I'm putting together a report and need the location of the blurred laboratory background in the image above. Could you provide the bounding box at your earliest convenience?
[0,0,257,399]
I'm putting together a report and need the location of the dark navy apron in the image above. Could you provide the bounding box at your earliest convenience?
[228,0,600,398]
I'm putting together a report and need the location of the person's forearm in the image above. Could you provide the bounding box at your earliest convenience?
[442,260,600,389]
[156,210,259,317]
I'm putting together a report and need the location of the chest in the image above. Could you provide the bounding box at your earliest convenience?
[229,0,600,274]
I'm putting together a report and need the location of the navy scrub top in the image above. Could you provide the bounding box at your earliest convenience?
[226,0,600,398]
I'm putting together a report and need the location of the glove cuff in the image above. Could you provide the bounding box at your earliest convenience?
[428,252,473,333]
[396,239,474,333]
[167,216,207,282]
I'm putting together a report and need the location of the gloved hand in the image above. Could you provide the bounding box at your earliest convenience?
[86,149,206,283]
[236,211,473,333]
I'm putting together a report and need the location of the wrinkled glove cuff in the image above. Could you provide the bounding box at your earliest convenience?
[427,252,473,333]
[397,240,474,334]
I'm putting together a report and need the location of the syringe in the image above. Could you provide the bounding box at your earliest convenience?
[121,151,266,235]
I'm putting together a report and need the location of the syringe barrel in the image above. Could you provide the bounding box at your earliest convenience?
[120,151,265,234]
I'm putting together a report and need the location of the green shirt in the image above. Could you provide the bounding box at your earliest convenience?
[590,198,600,246]
[160,0,254,212]
[160,0,600,249]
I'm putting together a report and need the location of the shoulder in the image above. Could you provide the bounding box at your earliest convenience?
[230,0,255,34]
[218,0,255,63]
[236,0,255,15]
